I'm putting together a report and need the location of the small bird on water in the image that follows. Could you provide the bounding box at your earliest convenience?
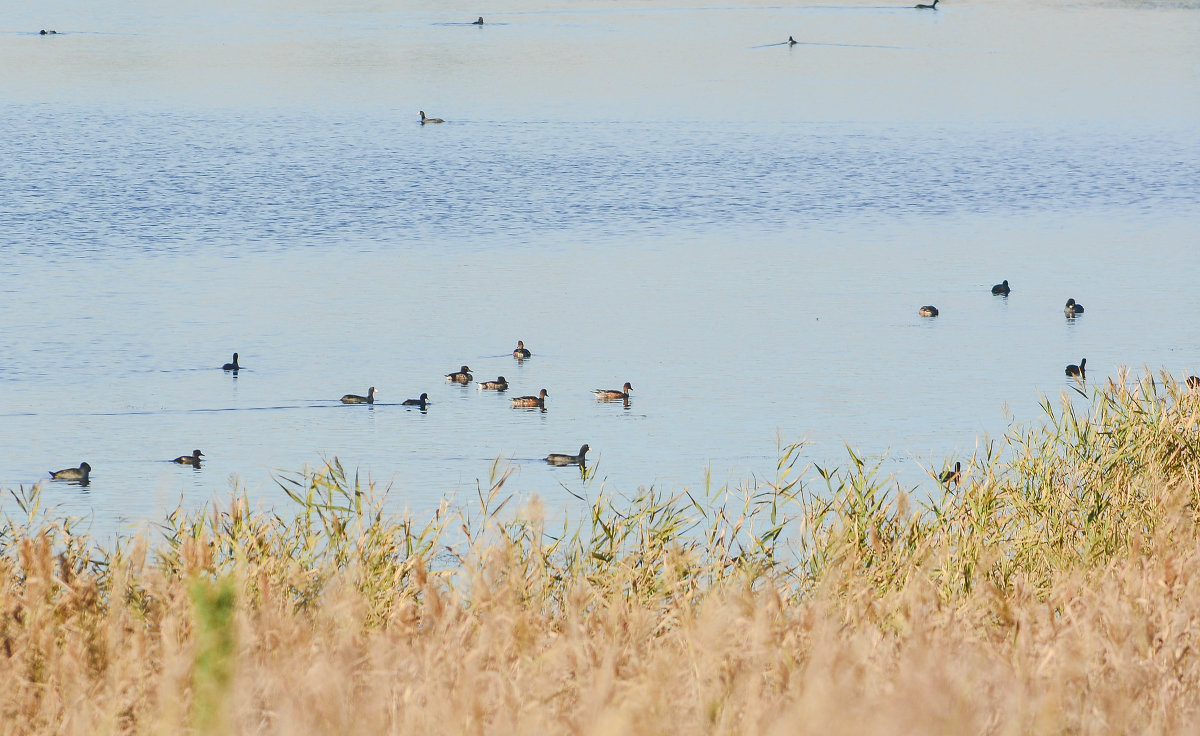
[478,376,509,390]
[402,393,429,408]
[472,16,484,24]
[940,461,962,486]
[420,111,445,124]
[513,340,532,359]
[1064,298,1085,317]
[546,444,589,466]
[222,352,240,371]
[512,388,549,408]
[446,366,474,383]
[50,462,91,482]
[919,305,939,317]
[341,387,377,404]
[172,449,204,466]
[991,279,1010,295]
[1066,358,1086,380]
[593,382,632,400]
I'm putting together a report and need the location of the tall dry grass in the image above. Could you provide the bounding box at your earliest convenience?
[4,370,1200,734]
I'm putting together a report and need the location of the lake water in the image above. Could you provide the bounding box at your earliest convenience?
[2,0,1199,537]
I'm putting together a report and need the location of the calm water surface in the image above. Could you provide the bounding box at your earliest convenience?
[1,0,1199,536]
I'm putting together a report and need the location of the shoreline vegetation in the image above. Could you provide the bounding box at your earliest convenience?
[4,370,1200,733]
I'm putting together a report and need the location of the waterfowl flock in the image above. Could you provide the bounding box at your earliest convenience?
[46,339,622,485]
[39,278,1200,490]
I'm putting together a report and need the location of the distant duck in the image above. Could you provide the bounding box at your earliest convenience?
[172,449,204,466]
[546,444,590,467]
[787,36,798,46]
[49,462,90,482]
[919,305,939,317]
[445,366,473,383]
[915,0,938,8]
[593,382,632,400]
[39,29,57,35]
[402,392,430,408]
[341,387,377,404]
[1064,298,1085,316]
[512,340,532,359]
[472,16,484,24]
[511,388,548,408]
[1187,376,1200,390]
[1066,358,1086,380]
[419,111,445,124]
[939,461,962,486]
[222,352,240,371]
[991,280,1010,295]
[479,376,509,390]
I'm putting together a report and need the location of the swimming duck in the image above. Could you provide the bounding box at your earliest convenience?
[49,462,90,482]
[445,366,473,383]
[513,340,532,359]
[991,280,1010,295]
[593,382,632,400]
[1066,358,1086,380]
[787,36,798,46]
[479,377,509,390]
[919,305,939,317]
[1188,376,1200,390]
[472,16,484,24]
[402,393,429,408]
[39,29,58,35]
[420,111,445,124]
[222,352,240,371]
[172,449,204,466]
[341,387,377,404]
[915,0,938,8]
[512,388,548,408]
[1065,298,1085,316]
[939,461,962,486]
[546,444,590,466]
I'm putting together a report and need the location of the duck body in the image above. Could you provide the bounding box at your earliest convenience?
[919,305,939,317]
[472,16,484,24]
[787,35,798,46]
[940,461,962,486]
[915,0,938,8]
[1065,298,1085,316]
[512,340,532,359]
[173,449,204,466]
[546,444,590,466]
[446,366,473,383]
[402,392,429,408]
[50,462,91,482]
[479,377,509,391]
[40,29,57,35]
[1066,358,1086,379]
[341,387,377,404]
[512,388,549,408]
[991,279,1010,295]
[593,382,632,400]
[419,111,445,124]
[222,352,240,371]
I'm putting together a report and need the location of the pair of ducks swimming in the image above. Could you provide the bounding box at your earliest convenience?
[341,387,431,409]
[51,449,204,483]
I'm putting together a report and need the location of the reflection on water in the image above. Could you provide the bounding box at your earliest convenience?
[0,0,1198,535]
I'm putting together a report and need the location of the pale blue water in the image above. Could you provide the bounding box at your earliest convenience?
[1,0,1199,536]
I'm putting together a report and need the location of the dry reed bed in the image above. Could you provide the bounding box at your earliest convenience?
[4,371,1200,734]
